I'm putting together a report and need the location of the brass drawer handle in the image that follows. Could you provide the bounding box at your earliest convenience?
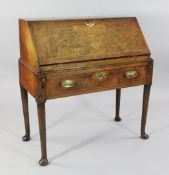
[61,80,75,88]
[85,21,95,27]
[96,72,106,80]
[126,71,137,79]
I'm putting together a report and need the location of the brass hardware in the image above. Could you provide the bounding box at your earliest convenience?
[126,71,137,79]
[85,21,95,27]
[96,72,106,80]
[61,80,75,88]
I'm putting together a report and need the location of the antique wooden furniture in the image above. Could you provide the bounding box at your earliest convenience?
[19,17,153,166]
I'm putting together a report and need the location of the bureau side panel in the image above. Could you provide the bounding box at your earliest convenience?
[19,19,38,68]
[19,61,38,98]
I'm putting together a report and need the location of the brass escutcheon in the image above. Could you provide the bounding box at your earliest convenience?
[61,80,75,88]
[85,21,95,27]
[96,72,107,80]
[126,71,137,79]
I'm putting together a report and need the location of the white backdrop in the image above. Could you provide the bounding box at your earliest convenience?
[0,0,169,175]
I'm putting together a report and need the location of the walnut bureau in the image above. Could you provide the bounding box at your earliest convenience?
[18,17,153,166]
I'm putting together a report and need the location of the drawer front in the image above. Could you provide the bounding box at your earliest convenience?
[45,62,151,99]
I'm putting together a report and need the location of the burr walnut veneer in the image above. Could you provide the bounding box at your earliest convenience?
[19,17,153,166]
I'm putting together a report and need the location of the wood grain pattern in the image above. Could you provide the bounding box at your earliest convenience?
[115,89,121,121]
[45,61,150,99]
[19,59,38,97]
[41,55,149,72]
[28,17,150,65]
[19,19,38,68]
[141,85,151,139]
[37,102,48,166]
[20,85,30,141]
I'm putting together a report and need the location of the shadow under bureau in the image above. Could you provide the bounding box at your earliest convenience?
[18,17,153,166]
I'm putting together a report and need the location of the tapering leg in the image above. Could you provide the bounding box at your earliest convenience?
[37,102,48,166]
[141,85,151,139]
[20,85,30,141]
[114,89,121,121]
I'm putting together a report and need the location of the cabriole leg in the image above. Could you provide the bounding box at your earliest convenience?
[37,101,48,166]
[20,85,30,141]
[141,85,151,139]
[114,89,121,122]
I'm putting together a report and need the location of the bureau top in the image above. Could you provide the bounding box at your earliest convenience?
[19,17,150,67]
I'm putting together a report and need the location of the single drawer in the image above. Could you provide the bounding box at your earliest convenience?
[45,62,151,99]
